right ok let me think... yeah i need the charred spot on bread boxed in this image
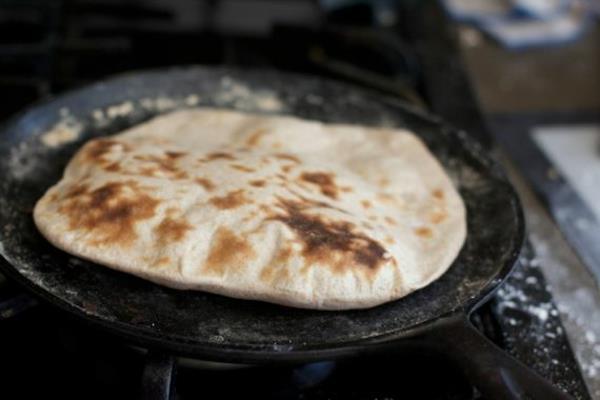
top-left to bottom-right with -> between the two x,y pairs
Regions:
299,171 -> 338,199
59,180 -> 159,246
203,227 -> 255,276
271,199 -> 390,272
210,189 -> 249,210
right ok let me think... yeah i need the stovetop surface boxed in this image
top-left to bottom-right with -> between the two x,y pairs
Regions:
0,242 -> 587,399
0,1 -> 591,398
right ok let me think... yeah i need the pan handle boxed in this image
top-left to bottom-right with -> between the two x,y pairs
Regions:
421,313 -> 572,400
140,351 -> 177,400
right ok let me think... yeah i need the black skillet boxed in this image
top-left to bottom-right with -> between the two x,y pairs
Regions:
0,67 -> 570,399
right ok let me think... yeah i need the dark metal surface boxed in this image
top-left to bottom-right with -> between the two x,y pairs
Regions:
0,66 -> 523,361
141,352 -> 176,400
401,1 -> 493,149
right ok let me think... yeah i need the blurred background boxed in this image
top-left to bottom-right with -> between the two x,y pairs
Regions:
0,0 -> 599,399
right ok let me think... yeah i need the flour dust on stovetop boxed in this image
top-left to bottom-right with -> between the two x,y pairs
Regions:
527,216 -> 600,398
491,242 -> 590,398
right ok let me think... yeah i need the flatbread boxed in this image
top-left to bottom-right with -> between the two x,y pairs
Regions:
33,108 -> 466,310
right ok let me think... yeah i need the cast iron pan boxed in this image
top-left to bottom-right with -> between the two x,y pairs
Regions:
0,67 -> 570,399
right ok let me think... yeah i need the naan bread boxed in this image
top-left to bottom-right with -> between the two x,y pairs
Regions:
34,108 -> 466,310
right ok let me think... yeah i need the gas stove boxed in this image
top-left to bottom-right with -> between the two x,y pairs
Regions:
0,1 -> 591,399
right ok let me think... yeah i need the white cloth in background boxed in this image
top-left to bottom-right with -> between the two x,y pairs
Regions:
441,0 -> 595,49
